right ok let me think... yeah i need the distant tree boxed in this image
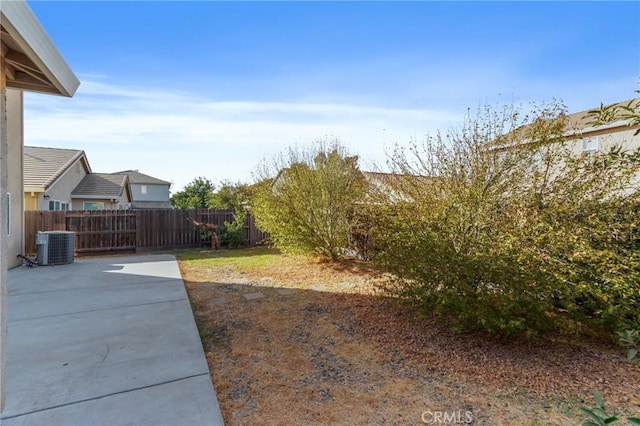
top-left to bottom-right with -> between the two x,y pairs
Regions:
208,181 -> 251,211
208,182 -> 254,248
170,177 -> 215,209
252,140 -> 365,261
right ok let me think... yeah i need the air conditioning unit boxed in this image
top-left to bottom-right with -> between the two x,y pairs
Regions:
36,231 -> 75,266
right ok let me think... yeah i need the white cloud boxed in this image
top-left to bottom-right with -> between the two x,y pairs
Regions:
25,71 -> 634,193
24,79 -> 462,192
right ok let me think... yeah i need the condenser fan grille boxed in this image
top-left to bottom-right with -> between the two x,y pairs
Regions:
36,231 -> 75,265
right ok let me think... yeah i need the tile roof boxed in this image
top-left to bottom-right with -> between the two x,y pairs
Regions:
71,173 -> 129,198
24,146 -> 90,190
491,98 -> 640,150
113,170 -> 171,185
564,97 -> 640,134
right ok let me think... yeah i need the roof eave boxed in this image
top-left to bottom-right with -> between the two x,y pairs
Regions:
70,194 -> 122,200
1,1 -> 80,97
24,186 -> 45,193
42,151 -> 89,190
564,119 -> 638,137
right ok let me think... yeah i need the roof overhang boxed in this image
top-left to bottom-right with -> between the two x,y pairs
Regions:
24,186 -> 44,193
1,0 -> 79,96
70,194 -> 122,200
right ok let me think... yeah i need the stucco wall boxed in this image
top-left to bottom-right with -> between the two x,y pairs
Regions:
24,194 -> 38,210
564,126 -> 640,188
27,159 -> 90,210
71,191 -> 131,211
7,90 -> 23,267
130,183 -> 170,202
71,199 -> 117,210
565,127 -> 640,156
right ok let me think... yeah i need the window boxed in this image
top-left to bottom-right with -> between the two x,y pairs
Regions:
83,202 -> 104,211
141,185 -> 147,195
582,136 -> 599,153
48,200 -> 69,211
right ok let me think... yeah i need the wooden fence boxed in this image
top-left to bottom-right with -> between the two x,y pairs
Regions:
24,209 -> 269,256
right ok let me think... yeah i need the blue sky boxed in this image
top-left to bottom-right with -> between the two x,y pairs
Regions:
24,1 -> 640,192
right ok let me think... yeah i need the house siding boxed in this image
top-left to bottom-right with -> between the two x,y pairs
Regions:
7,90 -> 23,267
28,160 -> 89,210
71,191 -> 131,211
564,126 -> 640,188
130,183 -> 170,202
24,195 -> 37,211
565,126 -> 640,156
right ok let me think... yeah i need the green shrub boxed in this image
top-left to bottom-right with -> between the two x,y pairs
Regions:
581,392 -> 640,426
252,140 -> 365,261
616,329 -> 640,364
220,210 -> 248,249
366,102 -> 640,336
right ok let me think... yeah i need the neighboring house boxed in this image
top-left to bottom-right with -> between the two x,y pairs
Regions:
272,168 -> 432,204
562,98 -> 640,157
71,173 -> 132,210
23,146 -> 91,211
113,170 -> 172,209
491,98 -> 640,190
494,98 -> 640,160
362,171 -> 435,203
1,0 -> 79,271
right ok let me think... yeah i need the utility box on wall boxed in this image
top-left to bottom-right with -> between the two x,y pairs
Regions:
36,231 -> 75,265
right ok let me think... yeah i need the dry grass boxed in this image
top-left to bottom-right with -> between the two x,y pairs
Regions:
177,247 -> 640,425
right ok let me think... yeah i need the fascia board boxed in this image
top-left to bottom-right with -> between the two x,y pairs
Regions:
1,1 -> 80,97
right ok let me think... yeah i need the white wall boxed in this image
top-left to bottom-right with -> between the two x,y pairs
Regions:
35,160 -> 89,210
564,126 -> 640,189
130,183 -> 170,202
565,127 -> 640,156
7,90 -> 23,268
71,192 -> 131,211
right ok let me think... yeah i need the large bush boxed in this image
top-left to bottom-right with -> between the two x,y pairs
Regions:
252,141 -> 365,260
365,102 -> 640,336
171,177 -> 216,209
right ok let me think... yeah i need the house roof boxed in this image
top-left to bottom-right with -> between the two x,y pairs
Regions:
362,171 -> 436,201
24,146 -> 91,192
362,171 -> 434,187
71,173 -> 131,200
491,98 -> 640,151
564,97 -> 640,136
1,0 -> 79,96
113,170 -> 171,186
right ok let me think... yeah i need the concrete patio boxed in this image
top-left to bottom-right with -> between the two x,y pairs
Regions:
0,255 -> 224,426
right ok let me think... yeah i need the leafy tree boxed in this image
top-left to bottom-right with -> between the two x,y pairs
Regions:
252,140 -> 365,261
208,181 -> 251,211
170,177 -> 215,209
208,182 -> 254,248
365,101 -> 640,336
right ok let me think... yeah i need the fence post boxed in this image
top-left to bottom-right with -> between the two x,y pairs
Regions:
22,208 -> 267,254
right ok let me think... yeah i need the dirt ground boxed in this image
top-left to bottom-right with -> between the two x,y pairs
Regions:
177,248 -> 640,425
